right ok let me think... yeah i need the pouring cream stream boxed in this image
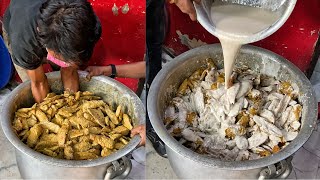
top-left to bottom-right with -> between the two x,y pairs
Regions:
210,4 -> 279,88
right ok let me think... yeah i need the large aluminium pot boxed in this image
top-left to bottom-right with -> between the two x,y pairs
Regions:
147,44 -> 317,179
1,71 -> 145,179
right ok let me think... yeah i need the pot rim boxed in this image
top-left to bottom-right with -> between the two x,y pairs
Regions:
147,44 -> 317,170
1,71 -> 145,167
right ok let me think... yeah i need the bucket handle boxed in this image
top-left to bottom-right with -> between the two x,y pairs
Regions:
104,156 -> 132,180
258,158 -> 292,180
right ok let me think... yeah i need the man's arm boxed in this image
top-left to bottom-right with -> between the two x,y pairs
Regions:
26,66 -> 50,103
114,61 -> 146,78
85,61 -> 146,79
60,65 -> 79,93
168,0 -> 201,21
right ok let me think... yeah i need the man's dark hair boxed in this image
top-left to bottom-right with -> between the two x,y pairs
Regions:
37,0 -> 101,64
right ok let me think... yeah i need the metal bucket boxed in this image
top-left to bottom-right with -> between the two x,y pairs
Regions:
1,71 -> 145,179
147,44 -> 317,179
194,0 -> 297,43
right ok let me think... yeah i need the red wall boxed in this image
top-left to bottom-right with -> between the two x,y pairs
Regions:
89,0 -> 146,92
164,0 -> 320,74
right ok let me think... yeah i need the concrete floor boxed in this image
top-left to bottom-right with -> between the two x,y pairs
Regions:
140,84 -> 177,179
0,85 -> 21,179
146,139 -> 177,179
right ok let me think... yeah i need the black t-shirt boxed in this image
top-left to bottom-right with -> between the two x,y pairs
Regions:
3,0 -> 48,70
4,0 -> 102,70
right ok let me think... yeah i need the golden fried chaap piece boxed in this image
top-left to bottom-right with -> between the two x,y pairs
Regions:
104,105 -> 119,125
90,134 -> 115,149
111,126 -> 129,136
87,108 -> 106,128
35,109 -> 49,122
27,124 -> 43,148
74,151 -> 99,160
122,114 -> 133,130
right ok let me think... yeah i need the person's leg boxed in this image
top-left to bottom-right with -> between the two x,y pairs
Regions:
12,64 -> 30,82
146,0 -> 167,157
146,0 -> 165,87
2,27 -> 29,82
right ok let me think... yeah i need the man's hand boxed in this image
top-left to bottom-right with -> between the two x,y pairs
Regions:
26,66 -> 50,103
61,65 -> 79,93
131,125 -> 146,146
85,66 -> 111,80
174,0 -> 201,21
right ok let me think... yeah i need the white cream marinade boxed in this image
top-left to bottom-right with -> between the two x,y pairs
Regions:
164,59 -> 302,161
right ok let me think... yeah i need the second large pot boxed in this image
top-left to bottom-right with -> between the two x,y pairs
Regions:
147,44 -> 317,179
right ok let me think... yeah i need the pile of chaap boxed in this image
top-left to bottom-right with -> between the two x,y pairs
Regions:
13,91 -> 133,160
164,58 -> 302,161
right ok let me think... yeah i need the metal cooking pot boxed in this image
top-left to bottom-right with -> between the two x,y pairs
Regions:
1,71 -> 145,179
147,44 -> 317,179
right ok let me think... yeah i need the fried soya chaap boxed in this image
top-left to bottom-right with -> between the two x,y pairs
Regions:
13,91 -> 134,160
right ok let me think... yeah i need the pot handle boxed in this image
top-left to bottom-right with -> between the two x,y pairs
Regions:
258,158 -> 292,180
104,156 -> 132,180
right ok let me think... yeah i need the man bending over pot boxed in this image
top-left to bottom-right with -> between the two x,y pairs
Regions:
3,0 -> 101,103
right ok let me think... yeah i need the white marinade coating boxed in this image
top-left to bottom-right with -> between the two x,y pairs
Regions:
164,59 -> 302,161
